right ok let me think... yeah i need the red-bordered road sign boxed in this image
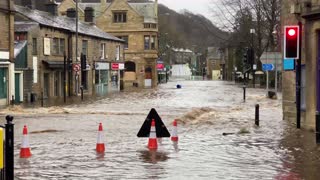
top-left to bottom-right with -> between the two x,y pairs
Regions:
73,64 -> 81,72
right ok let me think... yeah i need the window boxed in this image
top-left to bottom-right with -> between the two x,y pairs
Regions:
60,39 -> 65,55
144,23 -> 157,29
144,36 -> 150,50
32,38 -> 37,55
52,38 -> 65,55
116,45 -> 120,61
113,12 -> 127,23
151,36 -> 156,49
53,38 -> 59,55
100,43 -> 105,59
117,36 -> 128,49
144,35 -> 157,50
82,40 -> 88,56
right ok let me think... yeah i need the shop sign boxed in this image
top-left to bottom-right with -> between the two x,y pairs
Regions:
119,63 -> 125,70
95,62 -> 110,70
157,63 -> 164,70
111,63 -> 119,70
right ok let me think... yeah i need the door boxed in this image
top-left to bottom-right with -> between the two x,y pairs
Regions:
15,73 -> 20,103
44,73 -> 49,98
0,68 -> 7,99
318,33 -> 320,112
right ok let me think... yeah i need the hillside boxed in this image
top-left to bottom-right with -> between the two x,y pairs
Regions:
158,4 -> 229,53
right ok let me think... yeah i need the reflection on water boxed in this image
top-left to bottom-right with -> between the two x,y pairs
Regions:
0,81 -> 319,179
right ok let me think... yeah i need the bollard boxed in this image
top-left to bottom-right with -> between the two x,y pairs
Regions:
41,91 -> 44,107
243,86 -> 246,102
316,111 -> 320,144
80,86 -> 84,101
255,104 -> 259,126
5,115 -> 14,180
11,95 -> 14,106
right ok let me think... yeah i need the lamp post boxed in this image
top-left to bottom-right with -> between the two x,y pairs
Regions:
250,29 -> 255,88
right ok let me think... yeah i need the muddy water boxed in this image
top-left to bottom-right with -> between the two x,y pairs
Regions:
0,81 -> 319,179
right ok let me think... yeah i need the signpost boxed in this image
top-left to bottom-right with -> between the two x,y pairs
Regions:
262,64 -> 275,71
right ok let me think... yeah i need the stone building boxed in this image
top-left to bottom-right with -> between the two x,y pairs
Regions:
14,3 -> 124,105
57,0 -> 159,88
281,0 -> 320,130
0,0 -> 14,106
206,47 -> 223,80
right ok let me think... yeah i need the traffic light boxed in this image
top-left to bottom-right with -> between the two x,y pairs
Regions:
247,48 -> 254,65
284,26 -> 299,59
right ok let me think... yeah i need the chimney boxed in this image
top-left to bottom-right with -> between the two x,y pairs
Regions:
66,8 -> 76,18
45,1 -> 58,16
22,0 -> 35,9
84,7 -> 95,23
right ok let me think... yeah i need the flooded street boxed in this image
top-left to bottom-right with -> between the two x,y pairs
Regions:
1,80 -> 320,179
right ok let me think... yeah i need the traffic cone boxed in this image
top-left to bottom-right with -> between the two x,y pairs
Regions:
171,119 -> 179,142
96,123 -> 105,153
20,125 -> 31,158
148,119 -> 157,150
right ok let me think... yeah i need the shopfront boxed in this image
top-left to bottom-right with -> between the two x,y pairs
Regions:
110,62 -> 125,92
95,62 -> 109,96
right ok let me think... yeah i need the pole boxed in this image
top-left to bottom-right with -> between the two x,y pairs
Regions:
63,54 -> 66,103
316,111 -> 320,144
266,71 -> 269,91
5,115 -> 14,180
255,104 -> 259,126
275,56 -> 278,93
75,0 -> 79,95
296,21 -> 302,129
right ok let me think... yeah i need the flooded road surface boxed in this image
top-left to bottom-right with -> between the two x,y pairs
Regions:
1,80 -> 320,179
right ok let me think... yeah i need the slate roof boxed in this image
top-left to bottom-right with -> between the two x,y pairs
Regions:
14,21 -> 38,32
15,5 -> 124,42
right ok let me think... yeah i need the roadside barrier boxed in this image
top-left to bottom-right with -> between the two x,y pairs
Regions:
20,125 -> 32,158
0,115 -> 14,180
171,120 -> 179,142
148,119 -> 157,150
96,123 -> 105,153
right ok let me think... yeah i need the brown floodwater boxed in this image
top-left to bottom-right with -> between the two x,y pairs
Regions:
0,80 -> 319,179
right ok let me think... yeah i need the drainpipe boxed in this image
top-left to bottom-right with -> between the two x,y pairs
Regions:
8,0 -> 14,105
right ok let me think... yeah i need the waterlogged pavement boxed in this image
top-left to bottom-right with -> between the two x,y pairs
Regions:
1,80 -> 320,179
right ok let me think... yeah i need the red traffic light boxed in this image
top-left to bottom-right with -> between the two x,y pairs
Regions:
288,29 -> 296,36
284,26 -> 299,59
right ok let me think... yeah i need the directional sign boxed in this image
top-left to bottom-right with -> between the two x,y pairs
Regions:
137,108 -> 171,138
262,64 -> 274,71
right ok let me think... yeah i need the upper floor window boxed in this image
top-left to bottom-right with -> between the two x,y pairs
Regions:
52,38 -> 65,55
113,12 -> 127,23
82,40 -> 88,56
117,36 -> 128,49
32,38 -> 37,55
144,35 -> 156,50
100,43 -> 106,59
116,45 -> 120,61
144,23 -> 157,29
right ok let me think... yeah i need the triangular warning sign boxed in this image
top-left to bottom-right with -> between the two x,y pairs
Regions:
137,108 -> 171,137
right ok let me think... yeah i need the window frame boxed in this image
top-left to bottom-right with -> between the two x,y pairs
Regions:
82,40 -> 88,56
32,38 -> 37,55
113,12 -> 127,23
144,36 -> 150,50
100,43 -> 106,59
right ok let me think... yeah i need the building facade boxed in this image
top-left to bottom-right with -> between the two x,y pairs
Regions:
14,3 -> 124,105
58,0 -> 159,88
0,0 -> 15,106
281,0 -> 320,130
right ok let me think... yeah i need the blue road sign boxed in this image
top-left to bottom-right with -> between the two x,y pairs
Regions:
262,64 -> 274,71
283,58 -> 295,70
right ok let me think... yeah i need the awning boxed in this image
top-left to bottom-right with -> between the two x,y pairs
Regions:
42,60 -> 64,69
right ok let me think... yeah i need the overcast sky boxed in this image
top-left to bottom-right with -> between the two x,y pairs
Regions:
158,0 -> 212,17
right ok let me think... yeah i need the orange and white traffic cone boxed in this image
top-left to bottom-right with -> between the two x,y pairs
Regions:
96,123 -> 105,153
148,119 -> 157,150
20,125 -> 31,158
171,119 -> 178,142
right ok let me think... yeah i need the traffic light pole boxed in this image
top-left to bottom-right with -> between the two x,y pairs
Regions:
296,21 -> 302,129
